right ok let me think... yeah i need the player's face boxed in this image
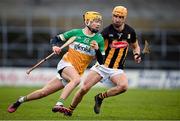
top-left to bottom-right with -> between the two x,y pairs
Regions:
112,14 -> 126,28
90,19 -> 102,31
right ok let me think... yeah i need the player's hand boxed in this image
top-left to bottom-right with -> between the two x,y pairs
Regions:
90,41 -> 99,50
134,54 -> 141,63
52,46 -> 61,54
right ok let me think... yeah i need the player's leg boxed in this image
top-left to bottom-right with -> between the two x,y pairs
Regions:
52,66 -> 81,113
94,72 -> 128,114
62,70 -> 102,116
8,77 -> 64,113
106,72 -> 128,96
59,66 -> 81,101
26,77 -> 65,100
94,79 -> 108,114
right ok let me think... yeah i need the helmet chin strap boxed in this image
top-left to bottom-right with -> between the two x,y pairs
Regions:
86,21 -> 99,33
87,26 -> 98,33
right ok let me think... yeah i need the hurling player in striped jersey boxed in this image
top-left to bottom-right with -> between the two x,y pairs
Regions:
60,6 -> 141,116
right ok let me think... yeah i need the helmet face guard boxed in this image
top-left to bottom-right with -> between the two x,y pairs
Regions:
83,11 -> 102,33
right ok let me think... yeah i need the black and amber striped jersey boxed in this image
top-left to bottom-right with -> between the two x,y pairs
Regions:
101,24 -> 137,69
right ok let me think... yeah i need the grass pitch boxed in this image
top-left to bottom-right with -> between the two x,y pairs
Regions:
0,86 -> 180,120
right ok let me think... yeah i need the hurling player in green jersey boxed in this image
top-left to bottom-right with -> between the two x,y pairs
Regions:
8,11 -> 104,113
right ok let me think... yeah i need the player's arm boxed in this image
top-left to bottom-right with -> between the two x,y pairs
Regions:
50,29 -> 76,54
50,29 -> 78,46
97,37 -> 105,65
131,40 -> 141,63
129,29 -> 141,63
95,49 -> 104,65
50,34 -> 66,45
50,34 -> 65,54
90,41 -> 104,65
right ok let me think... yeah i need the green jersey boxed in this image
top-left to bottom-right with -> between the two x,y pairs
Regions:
58,29 -> 104,74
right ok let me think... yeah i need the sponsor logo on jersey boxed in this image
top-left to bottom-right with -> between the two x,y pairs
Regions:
110,41 -> 129,48
70,42 -> 95,56
74,43 -> 91,53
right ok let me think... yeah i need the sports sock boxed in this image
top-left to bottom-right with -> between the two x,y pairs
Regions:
98,92 -> 108,99
18,96 -> 27,103
56,98 -> 64,106
69,104 -> 75,111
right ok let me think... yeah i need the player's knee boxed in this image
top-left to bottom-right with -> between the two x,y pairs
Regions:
80,85 -> 90,94
117,83 -> 128,93
72,78 -> 81,86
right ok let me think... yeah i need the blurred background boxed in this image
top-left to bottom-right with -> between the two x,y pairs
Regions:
1,1 -> 180,120
0,0 -> 180,89
0,0 -> 179,70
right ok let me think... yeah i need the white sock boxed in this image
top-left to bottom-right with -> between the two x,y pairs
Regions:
56,101 -> 63,106
18,96 -> 26,103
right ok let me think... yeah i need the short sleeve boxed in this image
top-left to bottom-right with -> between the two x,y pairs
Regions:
63,29 -> 77,40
